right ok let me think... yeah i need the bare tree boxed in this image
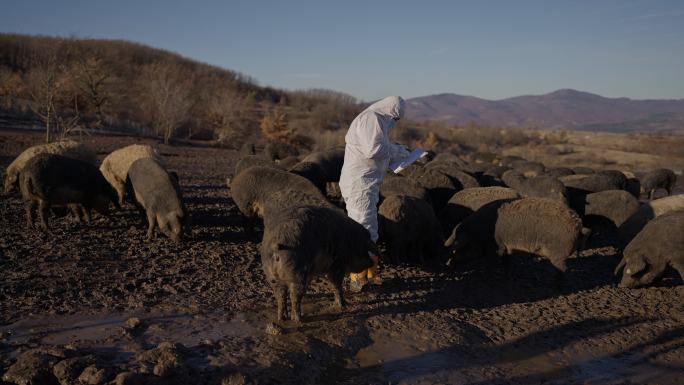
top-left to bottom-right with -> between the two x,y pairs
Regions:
73,55 -> 111,129
26,50 -> 61,143
24,39 -> 86,142
141,63 -> 192,144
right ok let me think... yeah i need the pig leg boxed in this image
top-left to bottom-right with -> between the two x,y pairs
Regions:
289,281 -> 305,323
671,261 -> 684,282
146,210 -> 157,240
115,182 -> 125,206
495,245 -> 510,278
550,257 -> 568,291
327,271 -> 346,310
70,205 -> 89,224
38,200 -> 50,230
134,205 -> 147,227
274,284 -> 287,322
648,189 -> 655,200
25,201 -> 37,228
68,205 -> 82,224
638,262 -> 667,286
82,207 -> 91,223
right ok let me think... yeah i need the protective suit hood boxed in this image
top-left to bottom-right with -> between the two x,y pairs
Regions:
367,96 -> 406,121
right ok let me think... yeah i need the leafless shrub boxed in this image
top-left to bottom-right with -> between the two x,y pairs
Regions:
209,90 -> 258,146
260,108 -> 294,143
139,62 -> 193,144
24,39 -> 85,142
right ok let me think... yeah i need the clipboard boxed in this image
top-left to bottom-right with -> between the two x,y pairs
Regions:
390,148 -> 427,174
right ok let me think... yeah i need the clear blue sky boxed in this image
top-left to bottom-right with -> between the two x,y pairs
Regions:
2,0 -> 683,101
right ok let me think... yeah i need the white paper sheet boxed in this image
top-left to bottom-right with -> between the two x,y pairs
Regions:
390,148 -> 427,173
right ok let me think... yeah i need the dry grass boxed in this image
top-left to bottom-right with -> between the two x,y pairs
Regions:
500,131 -> 684,173
387,122 -> 684,174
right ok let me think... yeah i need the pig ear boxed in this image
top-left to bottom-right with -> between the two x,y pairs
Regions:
444,225 -> 459,247
444,224 -> 467,248
614,257 -> 626,276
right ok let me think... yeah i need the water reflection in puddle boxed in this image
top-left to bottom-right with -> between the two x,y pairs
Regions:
352,333 -> 462,383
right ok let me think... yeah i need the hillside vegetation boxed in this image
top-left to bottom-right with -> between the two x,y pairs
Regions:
0,33 -> 361,147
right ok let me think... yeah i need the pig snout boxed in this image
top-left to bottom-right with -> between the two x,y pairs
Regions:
163,214 -> 185,242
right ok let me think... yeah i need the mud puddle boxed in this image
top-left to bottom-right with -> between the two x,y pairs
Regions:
0,310 -> 264,349
498,346 -> 682,385
355,334 -> 449,368
350,331 -> 681,384
350,329 -> 466,384
568,354 -> 681,385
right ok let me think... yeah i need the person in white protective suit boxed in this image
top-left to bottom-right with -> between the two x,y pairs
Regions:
339,96 -> 410,292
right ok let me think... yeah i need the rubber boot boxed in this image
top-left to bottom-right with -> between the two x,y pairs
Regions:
349,271 -> 368,293
367,255 -> 382,285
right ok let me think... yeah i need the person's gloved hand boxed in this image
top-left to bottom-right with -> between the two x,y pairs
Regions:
392,143 -> 410,159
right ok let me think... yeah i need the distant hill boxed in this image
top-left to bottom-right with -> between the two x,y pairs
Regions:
405,89 -> 684,132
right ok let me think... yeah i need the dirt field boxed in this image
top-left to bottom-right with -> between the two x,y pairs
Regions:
1,130 -> 683,385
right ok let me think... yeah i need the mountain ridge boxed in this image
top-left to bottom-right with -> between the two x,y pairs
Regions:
405,89 -> 684,132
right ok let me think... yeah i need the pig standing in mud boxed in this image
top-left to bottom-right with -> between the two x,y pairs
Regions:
19,153 -> 118,230
260,205 -> 376,323
615,210 -> 684,288
126,158 -> 187,241
445,197 -> 586,285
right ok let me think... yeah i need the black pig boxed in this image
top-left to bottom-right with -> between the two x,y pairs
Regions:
260,205 -> 376,323
19,153 -> 117,230
615,210 -> 684,288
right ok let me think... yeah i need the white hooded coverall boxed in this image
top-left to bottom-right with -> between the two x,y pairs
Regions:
339,96 -> 410,243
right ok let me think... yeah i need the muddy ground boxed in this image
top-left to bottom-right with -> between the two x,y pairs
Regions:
0,130 -> 682,385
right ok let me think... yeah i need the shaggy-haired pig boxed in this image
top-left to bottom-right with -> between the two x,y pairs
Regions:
5,140 -> 96,194
20,153 -> 117,230
260,205 -> 376,323
378,194 -> 443,264
289,147 -> 345,194
126,158 -> 187,241
640,168 -> 677,199
615,210 -> 684,288
230,166 -> 325,228
445,197 -> 585,283
99,144 -> 163,205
